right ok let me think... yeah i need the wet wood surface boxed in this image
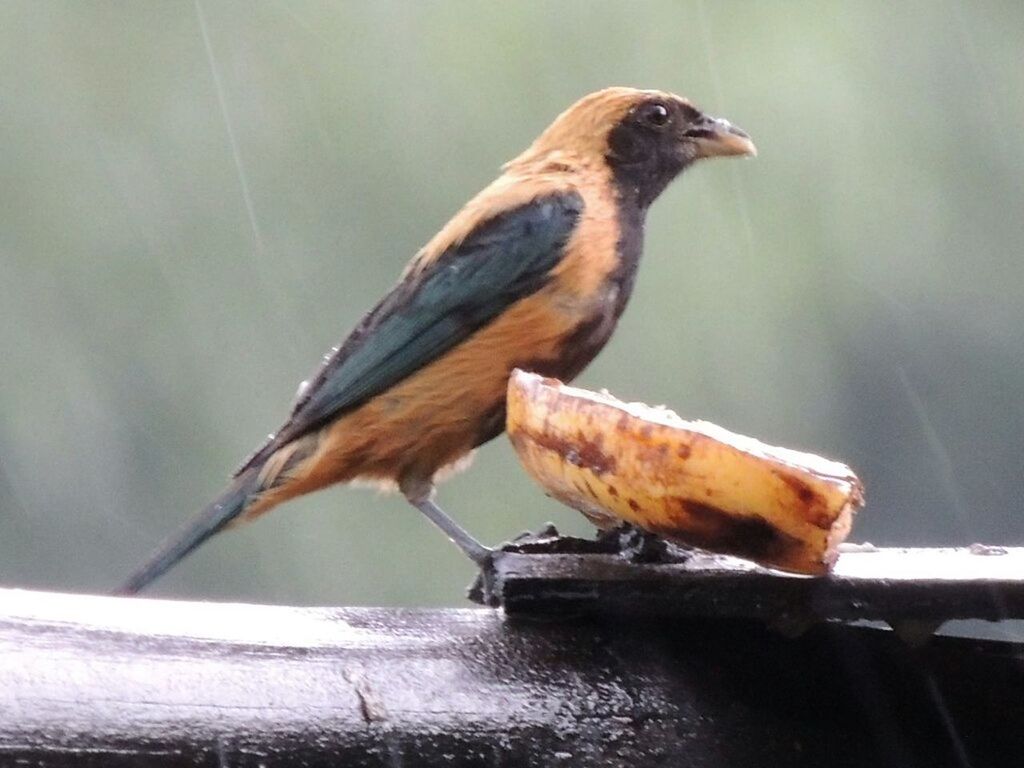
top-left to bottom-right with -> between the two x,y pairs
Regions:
481,538 -> 1024,630
1,586 -> 1022,767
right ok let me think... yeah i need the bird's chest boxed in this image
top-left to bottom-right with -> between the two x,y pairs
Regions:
530,202 -> 646,380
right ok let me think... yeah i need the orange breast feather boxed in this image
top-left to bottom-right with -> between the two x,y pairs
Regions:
246,164 -> 623,516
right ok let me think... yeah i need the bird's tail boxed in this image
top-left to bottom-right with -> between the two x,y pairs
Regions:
114,468 -> 260,596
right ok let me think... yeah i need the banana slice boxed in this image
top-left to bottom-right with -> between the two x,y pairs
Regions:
506,370 -> 864,575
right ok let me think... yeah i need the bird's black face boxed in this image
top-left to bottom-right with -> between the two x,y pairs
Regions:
606,96 -> 755,209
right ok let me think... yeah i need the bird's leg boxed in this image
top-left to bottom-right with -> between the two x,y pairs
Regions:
400,479 -> 492,566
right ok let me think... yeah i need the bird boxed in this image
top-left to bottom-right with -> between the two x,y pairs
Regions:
117,86 -> 756,595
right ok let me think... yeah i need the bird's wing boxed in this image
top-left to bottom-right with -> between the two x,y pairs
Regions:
236,189 -> 584,475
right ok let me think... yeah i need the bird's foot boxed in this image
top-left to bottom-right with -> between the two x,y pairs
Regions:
466,524 -> 564,606
465,523 -> 685,606
598,523 -> 672,563
466,548 -> 502,607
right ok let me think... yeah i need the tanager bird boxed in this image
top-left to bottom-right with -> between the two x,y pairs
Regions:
119,87 -> 755,594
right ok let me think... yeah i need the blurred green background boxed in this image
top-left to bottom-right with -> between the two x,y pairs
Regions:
2,1 -> 1022,610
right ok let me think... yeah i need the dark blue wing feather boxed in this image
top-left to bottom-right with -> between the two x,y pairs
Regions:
236,191 -> 583,475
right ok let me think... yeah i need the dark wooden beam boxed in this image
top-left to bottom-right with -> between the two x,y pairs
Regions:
476,532 -> 1024,634
1,587 -> 1022,767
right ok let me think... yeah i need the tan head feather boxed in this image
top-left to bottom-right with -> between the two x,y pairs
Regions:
507,87 -> 692,169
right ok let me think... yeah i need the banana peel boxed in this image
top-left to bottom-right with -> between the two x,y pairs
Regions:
506,370 -> 864,575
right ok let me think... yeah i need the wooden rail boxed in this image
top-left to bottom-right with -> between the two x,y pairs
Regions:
1,584 -> 1022,767
478,538 -> 1024,634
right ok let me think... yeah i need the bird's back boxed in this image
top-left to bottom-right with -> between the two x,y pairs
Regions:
245,162 -> 643,509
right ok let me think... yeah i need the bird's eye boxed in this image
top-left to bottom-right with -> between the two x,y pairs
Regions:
640,103 -> 671,128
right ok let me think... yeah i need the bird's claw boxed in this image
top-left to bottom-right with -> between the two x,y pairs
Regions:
602,523 -> 671,563
466,548 -> 502,607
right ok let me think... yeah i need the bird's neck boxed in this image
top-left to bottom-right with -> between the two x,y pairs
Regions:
610,195 -> 646,314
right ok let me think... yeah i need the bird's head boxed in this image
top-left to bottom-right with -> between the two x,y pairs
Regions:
513,87 -> 756,208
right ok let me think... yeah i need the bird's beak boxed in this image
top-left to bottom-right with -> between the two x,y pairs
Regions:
685,115 -> 757,159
